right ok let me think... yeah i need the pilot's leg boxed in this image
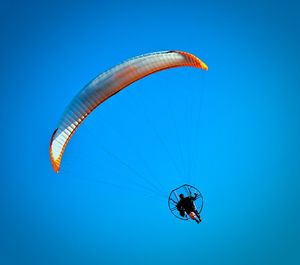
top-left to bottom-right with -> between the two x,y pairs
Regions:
189,212 -> 200,224
194,210 -> 202,222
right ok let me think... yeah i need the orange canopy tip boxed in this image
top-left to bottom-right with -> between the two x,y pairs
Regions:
175,50 -> 208,70
50,157 -> 60,173
50,128 -> 60,173
201,62 -> 208,71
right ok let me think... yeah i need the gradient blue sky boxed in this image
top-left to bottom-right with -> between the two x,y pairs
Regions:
1,1 -> 299,265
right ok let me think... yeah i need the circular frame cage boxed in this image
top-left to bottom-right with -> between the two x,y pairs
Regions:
168,184 -> 204,220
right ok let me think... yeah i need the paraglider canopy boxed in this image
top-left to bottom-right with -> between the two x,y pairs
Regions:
168,184 -> 203,220
49,50 -> 208,173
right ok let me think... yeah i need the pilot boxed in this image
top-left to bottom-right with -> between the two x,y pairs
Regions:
176,193 -> 202,224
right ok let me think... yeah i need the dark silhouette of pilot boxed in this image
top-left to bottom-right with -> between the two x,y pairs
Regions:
176,193 -> 202,224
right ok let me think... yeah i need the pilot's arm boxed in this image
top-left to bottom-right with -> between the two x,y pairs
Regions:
191,193 -> 198,201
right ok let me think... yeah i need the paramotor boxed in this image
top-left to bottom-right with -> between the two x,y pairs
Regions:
168,184 -> 204,221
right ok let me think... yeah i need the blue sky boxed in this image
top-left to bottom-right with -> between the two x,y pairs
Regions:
0,1 -> 299,264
